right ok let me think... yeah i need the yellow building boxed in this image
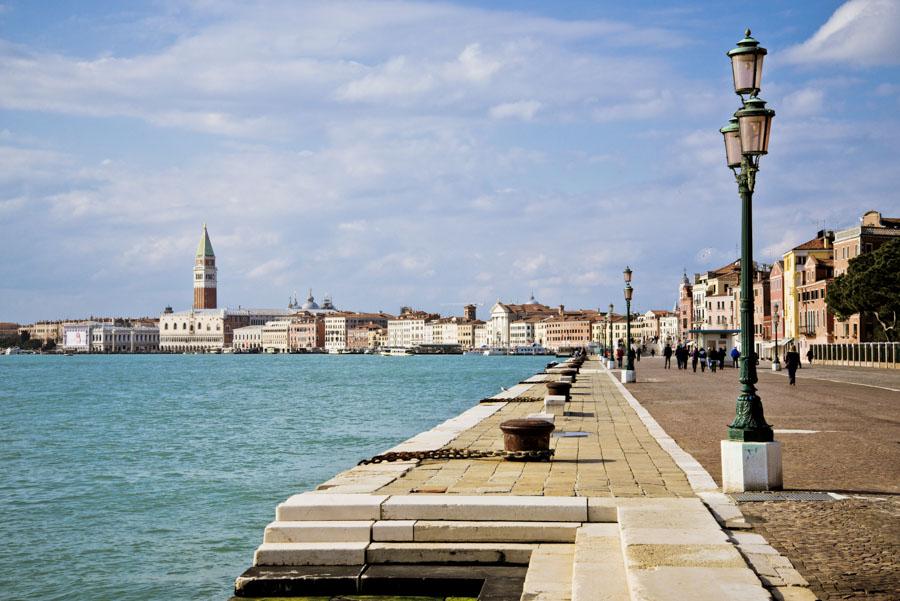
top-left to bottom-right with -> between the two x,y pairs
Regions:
781,231 -> 834,346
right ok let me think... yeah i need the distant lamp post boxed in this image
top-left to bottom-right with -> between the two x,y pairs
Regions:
719,29 -> 780,493
622,267 -> 636,383
607,303 -> 615,369
772,302 -> 781,371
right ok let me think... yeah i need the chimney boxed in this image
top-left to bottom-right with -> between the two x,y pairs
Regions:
463,304 -> 476,321
558,304 -> 565,316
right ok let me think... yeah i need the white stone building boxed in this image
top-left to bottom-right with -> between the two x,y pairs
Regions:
62,323 -> 159,353
159,308 -> 293,352
233,325 -> 263,352
325,312 -> 392,352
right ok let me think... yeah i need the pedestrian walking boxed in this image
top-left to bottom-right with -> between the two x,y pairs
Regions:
785,344 -> 801,385
698,347 -> 707,372
691,347 -> 699,372
730,346 -> 740,368
663,343 -> 672,369
718,348 -> 725,370
636,346 -> 642,362
708,347 -> 717,373
616,346 -> 624,369
806,348 -> 813,366
675,344 -> 685,369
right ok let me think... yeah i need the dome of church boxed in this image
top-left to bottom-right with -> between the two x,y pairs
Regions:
302,289 -> 320,311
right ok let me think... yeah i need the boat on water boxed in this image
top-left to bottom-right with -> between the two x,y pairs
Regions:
4,347 -> 22,355
379,346 -> 413,356
482,347 -> 506,356
511,344 -> 552,355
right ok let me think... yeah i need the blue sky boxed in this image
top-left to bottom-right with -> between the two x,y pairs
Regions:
1,0 -> 899,322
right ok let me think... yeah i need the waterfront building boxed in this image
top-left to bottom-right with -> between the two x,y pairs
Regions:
642,310 -> 676,345
1,322 -> 21,343
455,319 -> 482,350
193,224 -> 217,310
509,317 -> 541,347
20,321 -> 63,344
488,295 -> 554,347
832,210 -> 900,343
61,322 -> 159,353
326,312 -> 393,352
159,308 -> 293,352
767,261 -> 786,359
261,320 -> 291,353
537,309 -> 598,351
288,316 -> 325,351
233,325 -> 263,352
797,256 -> 835,351
782,231 -> 834,347
386,309 -> 439,349
473,323 -> 488,348
659,313 -> 680,346
346,323 -> 384,351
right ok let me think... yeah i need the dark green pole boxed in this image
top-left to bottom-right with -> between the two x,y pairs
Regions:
727,156 -> 773,442
625,296 -> 634,372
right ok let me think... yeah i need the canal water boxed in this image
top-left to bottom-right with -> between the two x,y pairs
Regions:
0,353 -> 548,600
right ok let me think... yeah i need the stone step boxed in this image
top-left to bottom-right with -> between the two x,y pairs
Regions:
253,542 -> 368,566
366,542 -> 536,565
521,544 -> 575,601
276,493 -> 386,521
571,524 -> 630,601
382,495 -> 588,522
371,520 -> 582,543
264,520 -> 373,543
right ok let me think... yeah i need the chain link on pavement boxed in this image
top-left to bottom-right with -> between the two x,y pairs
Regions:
358,448 -> 554,465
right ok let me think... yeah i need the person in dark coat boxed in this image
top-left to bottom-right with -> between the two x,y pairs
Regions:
698,347 -> 707,372
663,343 -> 672,369
730,346 -> 740,368
806,348 -> 813,366
691,347 -> 699,372
785,345 -> 802,385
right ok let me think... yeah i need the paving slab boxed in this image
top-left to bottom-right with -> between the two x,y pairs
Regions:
571,524 -> 629,601
412,520 -> 581,543
520,544 -> 575,601
381,495 -> 588,522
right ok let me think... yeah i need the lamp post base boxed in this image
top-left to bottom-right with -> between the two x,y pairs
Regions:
621,369 -> 635,384
721,440 -> 782,492
771,361 -> 782,372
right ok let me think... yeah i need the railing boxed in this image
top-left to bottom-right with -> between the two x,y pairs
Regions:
799,324 -> 816,336
811,342 -> 900,369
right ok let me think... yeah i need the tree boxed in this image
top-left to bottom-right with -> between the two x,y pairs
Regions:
826,238 -> 900,342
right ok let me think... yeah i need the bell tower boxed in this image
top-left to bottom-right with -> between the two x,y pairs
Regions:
193,223 -> 217,309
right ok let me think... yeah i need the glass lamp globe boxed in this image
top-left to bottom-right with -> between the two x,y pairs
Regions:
735,97 -> 775,155
727,29 -> 767,96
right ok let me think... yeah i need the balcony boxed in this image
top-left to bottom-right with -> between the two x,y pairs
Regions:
799,324 -> 816,336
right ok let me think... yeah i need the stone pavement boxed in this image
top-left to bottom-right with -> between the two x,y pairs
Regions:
375,366 -> 694,498
623,356 -> 900,601
623,357 -> 900,494
740,497 -> 900,600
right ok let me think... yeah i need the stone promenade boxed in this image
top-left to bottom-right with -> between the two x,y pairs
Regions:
625,357 -> 900,601
375,368 -> 694,498
234,358 -> 820,601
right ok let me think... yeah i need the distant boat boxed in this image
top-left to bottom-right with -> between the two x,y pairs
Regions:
482,347 -> 506,356
380,346 -> 413,356
4,347 -> 22,355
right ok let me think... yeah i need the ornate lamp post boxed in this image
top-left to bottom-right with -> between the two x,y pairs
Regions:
772,302 -> 781,371
622,267 -> 636,383
607,303 -> 615,369
719,29 -> 780,492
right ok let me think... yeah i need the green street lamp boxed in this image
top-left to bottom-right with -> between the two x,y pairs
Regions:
721,29 -> 775,443
772,302 -> 781,371
607,303 -> 615,368
623,267 -> 635,381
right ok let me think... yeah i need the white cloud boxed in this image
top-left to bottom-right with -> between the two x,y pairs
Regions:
489,100 -> 541,121
784,0 -> 900,66
781,87 -> 824,117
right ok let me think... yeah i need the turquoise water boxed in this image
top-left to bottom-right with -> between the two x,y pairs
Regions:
0,354 -> 547,600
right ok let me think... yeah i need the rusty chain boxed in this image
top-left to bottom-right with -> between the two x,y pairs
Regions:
358,447 -> 554,465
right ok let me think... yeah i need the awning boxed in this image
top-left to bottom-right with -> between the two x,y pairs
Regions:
760,337 -> 793,350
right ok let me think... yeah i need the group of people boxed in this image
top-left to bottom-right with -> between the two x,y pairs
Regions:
662,343 -> 743,373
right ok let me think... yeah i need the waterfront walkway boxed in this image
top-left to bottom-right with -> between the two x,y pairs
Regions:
376,367 -> 694,498
235,358 -> 820,601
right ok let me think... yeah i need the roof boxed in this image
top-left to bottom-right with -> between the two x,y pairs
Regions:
196,224 -> 215,257
791,237 -> 828,251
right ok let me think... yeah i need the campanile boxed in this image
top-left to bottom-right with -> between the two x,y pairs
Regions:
193,224 -> 217,309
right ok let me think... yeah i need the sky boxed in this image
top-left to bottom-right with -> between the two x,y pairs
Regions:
1,0 -> 899,323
